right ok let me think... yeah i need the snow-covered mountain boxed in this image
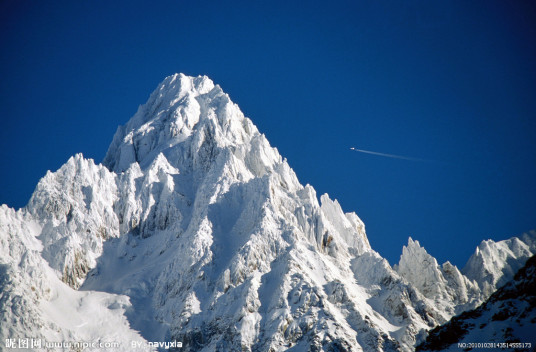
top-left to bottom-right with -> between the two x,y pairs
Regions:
416,254 -> 536,351
394,232 -> 536,321
0,203 -> 149,351
394,238 -> 481,319
462,231 -> 536,297
1,74 -> 534,351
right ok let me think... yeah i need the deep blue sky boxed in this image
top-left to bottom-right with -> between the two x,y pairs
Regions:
1,0 -> 535,267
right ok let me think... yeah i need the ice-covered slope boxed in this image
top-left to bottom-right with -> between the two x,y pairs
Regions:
0,205 -> 149,351
1,73 -> 530,351
417,255 -> 536,351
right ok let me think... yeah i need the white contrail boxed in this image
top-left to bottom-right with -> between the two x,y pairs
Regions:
350,147 -> 432,162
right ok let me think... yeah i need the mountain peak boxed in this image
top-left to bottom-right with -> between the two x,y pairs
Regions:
462,230 -> 536,296
5,74 -> 534,351
397,237 -> 442,285
395,237 -> 480,315
103,73 -> 255,173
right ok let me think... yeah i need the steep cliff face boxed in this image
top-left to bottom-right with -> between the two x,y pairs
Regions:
1,74 -> 532,351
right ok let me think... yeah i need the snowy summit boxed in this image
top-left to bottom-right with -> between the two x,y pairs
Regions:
0,74 -> 534,351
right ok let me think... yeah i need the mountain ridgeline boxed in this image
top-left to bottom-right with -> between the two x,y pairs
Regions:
1,74 -> 534,351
